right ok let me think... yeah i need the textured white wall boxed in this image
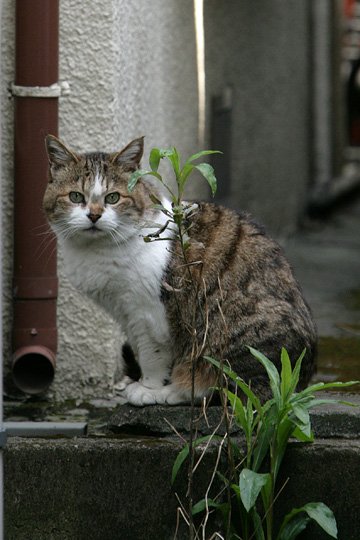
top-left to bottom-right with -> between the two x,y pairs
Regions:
1,0 -> 202,400
54,0 -> 202,399
1,0 -> 15,393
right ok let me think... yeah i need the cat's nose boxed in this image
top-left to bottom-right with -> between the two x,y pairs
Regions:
87,212 -> 101,223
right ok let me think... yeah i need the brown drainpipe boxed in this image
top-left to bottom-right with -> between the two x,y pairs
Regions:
12,0 -> 60,394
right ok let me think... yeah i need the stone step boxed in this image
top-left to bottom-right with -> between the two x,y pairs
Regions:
5,436 -> 360,540
4,396 -> 360,540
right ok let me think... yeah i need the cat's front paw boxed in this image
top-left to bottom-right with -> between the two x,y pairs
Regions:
124,382 -> 158,406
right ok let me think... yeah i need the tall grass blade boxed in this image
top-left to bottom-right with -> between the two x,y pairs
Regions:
171,435 -> 217,485
223,389 -> 249,436
280,347 -> 292,402
252,404 -> 277,472
249,347 -> 281,404
288,348 -> 306,396
204,356 -> 263,415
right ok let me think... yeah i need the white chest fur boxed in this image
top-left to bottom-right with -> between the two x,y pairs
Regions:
61,232 -> 172,357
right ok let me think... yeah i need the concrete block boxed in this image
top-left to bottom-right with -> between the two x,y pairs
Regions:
5,396 -> 360,539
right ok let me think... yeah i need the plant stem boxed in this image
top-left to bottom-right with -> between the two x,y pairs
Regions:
175,201 -> 198,540
265,444 -> 276,540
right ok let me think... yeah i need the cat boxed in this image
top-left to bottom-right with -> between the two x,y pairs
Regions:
43,135 -> 317,406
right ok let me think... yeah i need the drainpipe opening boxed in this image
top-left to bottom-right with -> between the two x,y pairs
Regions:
12,346 -> 55,395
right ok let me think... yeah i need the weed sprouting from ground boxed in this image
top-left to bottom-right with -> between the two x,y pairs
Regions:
129,147 -> 359,540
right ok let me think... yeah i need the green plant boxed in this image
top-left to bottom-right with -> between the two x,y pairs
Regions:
173,348 -> 358,540
129,145 -> 221,539
129,146 -> 359,540
128,146 -> 220,250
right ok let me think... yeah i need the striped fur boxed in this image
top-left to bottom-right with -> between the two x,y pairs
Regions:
43,136 -> 316,405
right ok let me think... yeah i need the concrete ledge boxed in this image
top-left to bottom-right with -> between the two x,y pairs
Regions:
4,437 -> 360,540
108,393 -> 360,439
4,437 -> 201,540
4,395 -> 360,539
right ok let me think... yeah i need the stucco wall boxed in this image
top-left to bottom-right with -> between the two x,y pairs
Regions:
205,0 -> 312,237
1,0 -> 15,393
2,0 -> 202,400
55,0 -> 203,399
1,1 -> 315,400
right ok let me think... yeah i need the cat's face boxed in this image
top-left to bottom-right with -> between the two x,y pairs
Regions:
43,136 -> 156,245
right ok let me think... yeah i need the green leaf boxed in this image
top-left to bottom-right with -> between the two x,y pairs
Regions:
292,404 -> 310,426
306,397 -> 359,409
305,502 -> 338,537
127,169 -> 162,192
216,470 -> 230,486
276,514 -> 310,540
149,193 -> 163,205
277,502 -> 338,540
230,483 -> 241,499
280,348 -> 292,402
247,390 -> 254,426
159,147 -> 180,178
252,405 -> 277,472
224,389 -> 249,437
178,162 -> 194,193
149,148 -> 161,172
249,347 -> 281,404
128,169 -> 149,192
301,380 -> 359,395
194,162 -> 218,196
171,435 -> 219,485
293,417 -> 312,439
274,418 -> 296,479
288,349 -> 306,396
187,149 -> 222,163
191,498 -> 220,516
205,356 -> 263,416
239,469 -> 270,513
251,509 -> 266,540
292,425 -> 314,442
168,148 -> 181,179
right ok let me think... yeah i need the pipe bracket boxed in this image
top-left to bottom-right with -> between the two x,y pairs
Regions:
9,81 -> 70,98
13,277 -> 58,299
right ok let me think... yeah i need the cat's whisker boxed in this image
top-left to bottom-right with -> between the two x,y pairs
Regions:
53,220 -> 79,241
35,237 -> 57,262
111,228 -> 130,246
42,243 -> 58,270
31,222 -> 52,233
34,230 -> 54,253
33,226 -> 59,258
107,230 -> 123,249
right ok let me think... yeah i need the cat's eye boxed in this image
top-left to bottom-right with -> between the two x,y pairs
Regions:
105,192 -> 120,205
69,191 -> 85,204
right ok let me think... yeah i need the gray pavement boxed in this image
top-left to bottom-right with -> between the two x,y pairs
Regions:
285,198 -> 360,337
284,197 -> 360,384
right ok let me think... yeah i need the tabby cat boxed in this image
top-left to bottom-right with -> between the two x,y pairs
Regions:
43,135 -> 316,405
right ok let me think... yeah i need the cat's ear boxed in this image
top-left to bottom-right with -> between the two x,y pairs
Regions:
111,136 -> 144,171
45,135 -> 80,167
